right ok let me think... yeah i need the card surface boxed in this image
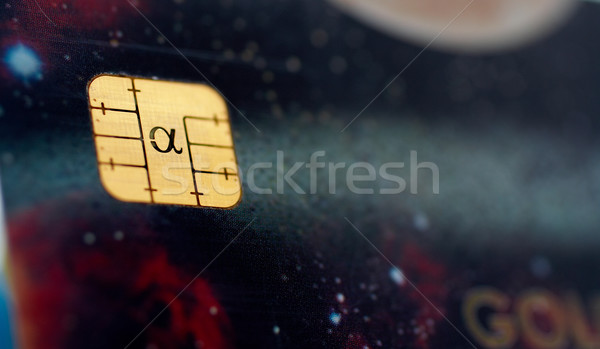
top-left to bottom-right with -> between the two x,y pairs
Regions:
88,75 -> 241,208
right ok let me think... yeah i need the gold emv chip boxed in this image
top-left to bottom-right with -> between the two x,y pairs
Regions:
87,74 -> 241,209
